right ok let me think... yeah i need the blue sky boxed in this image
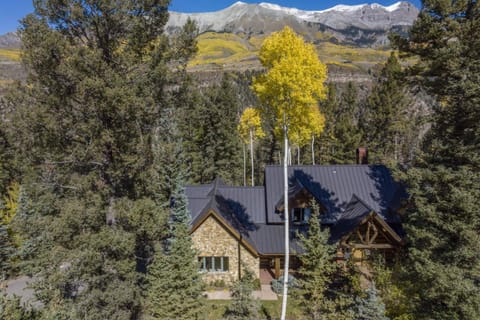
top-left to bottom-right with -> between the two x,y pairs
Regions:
0,0 -> 421,35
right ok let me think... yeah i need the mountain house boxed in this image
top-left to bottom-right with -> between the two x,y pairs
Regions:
186,153 -> 406,285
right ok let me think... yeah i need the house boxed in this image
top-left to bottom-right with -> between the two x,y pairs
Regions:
186,163 -> 406,285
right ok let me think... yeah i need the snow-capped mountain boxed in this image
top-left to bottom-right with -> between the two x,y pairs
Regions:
166,1 -> 419,46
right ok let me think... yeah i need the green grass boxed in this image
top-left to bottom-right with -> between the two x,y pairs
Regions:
0,49 -> 21,61
203,298 -> 304,320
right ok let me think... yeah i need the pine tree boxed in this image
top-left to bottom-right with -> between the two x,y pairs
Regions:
332,82 -> 362,164
146,181 -> 204,320
393,1 -> 480,318
317,83 -> 339,164
6,1 -> 198,318
0,225 -> 14,279
361,53 -> 414,164
296,202 -> 337,320
186,74 -> 243,185
354,284 -> 389,320
223,267 -> 260,320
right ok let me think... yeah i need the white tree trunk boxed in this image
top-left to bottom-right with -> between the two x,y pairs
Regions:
311,135 -> 315,165
250,129 -> 254,186
280,116 -> 290,320
394,133 -> 398,162
297,146 -> 300,165
243,143 -> 246,186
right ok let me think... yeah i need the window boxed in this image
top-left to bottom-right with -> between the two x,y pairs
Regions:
291,207 -> 311,223
198,256 -> 229,272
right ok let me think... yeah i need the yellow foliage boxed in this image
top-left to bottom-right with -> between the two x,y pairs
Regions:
238,107 -> 266,144
189,32 -> 254,66
0,49 -> 21,61
0,182 -> 20,225
253,26 -> 327,143
279,105 -> 325,146
317,42 -> 390,64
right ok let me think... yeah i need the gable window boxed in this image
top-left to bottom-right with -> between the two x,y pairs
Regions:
198,256 -> 229,272
291,207 -> 311,224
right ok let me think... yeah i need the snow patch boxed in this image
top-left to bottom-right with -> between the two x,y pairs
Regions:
385,2 -> 404,12
322,4 -> 367,13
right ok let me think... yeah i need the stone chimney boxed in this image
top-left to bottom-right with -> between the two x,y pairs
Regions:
356,147 -> 368,164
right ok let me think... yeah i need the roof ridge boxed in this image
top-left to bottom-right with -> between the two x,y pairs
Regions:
218,186 -> 265,190
265,164 -> 386,168
349,193 -> 375,212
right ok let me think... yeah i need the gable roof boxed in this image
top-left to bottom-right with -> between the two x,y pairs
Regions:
185,165 -> 407,255
329,194 -> 404,245
265,165 -> 405,224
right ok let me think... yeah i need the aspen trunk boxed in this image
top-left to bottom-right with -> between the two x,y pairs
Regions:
280,116 -> 290,320
243,143 -> 246,186
311,135 -> 315,165
250,129 -> 254,186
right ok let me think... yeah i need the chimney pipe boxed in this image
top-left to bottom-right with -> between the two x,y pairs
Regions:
356,147 -> 368,164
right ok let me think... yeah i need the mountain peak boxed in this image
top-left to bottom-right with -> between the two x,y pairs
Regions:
166,1 -> 419,47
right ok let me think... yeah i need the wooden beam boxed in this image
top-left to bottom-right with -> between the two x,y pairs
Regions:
356,229 -> 365,244
345,243 -> 396,249
274,257 -> 281,279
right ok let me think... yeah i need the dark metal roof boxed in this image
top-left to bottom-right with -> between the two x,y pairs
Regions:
185,165 -> 406,255
265,165 -> 405,224
247,224 -> 304,255
329,194 -> 373,244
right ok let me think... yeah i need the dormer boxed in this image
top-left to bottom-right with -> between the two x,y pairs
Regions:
275,179 -> 325,225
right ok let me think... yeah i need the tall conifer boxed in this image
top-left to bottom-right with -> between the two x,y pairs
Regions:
393,1 -> 480,318
7,1 -> 198,318
146,181 -> 204,320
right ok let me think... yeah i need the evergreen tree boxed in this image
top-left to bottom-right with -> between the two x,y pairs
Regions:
393,1 -> 480,318
146,181 -> 204,320
224,267 -> 260,320
6,1 -> 198,318
316,83 -> 339,164
332,82 -> 362,164
361,53 -> 414,164
0,294 -> 39,320
186,74 -> 243,185
354,284 -> 389,320
0,225 -> 14,279
296,202 -> 337,320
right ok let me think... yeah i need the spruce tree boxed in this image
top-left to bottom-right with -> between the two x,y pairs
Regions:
361,53 -> 414,164
6,1 -> 198,318
146,181 -> 204,320
185,74 -> 243,185
0,225 -> 14,279
354,284 -> 389,320
317,83 -> 339,164
224,268 -> 260,320
296,202 -> 338,320
393,1 -> 480,318
332,82 -> 362,164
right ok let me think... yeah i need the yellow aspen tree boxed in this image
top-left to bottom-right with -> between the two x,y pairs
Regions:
0,182 -> 20,225
288,105 -> 325,164
238,107 -> 265,186
252,26 -> 327,320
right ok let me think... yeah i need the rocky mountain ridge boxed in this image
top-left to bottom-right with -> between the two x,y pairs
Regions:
166,1 -> 419,47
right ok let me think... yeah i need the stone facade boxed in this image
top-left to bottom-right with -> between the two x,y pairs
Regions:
191,214 -> 259,285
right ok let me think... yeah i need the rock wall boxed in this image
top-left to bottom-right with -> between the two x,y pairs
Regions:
191,214 -> 259,285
